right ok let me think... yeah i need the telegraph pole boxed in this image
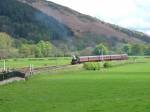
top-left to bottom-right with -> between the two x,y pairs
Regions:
3,60 -> 6,72
101,48 -> 103,61
98,49 -> 100,60
101,48 -> 104,72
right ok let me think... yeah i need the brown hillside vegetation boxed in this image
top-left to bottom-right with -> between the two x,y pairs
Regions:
18,0 -> 148,44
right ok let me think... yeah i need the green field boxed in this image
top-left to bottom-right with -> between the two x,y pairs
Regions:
0,56 -> 147,69
0,58 -> 150,112
0,57 -> 71,69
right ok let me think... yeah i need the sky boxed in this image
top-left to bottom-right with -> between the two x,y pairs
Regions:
47,0 -> 150,35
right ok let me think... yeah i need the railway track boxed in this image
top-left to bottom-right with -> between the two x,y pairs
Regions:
17,64 -> 73,76
33,64 -> 72,73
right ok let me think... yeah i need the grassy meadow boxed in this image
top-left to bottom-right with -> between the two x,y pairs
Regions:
0,57 -> 150,112
0,57 -> 71,69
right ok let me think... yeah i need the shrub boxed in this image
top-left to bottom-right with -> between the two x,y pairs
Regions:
13,58 -> 18,61
28,58 -> 45,61
103,62 -> 112,68
83,62 -> 100,70
48,58 -> 57,60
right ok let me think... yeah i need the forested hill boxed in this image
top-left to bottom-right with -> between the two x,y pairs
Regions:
0,0 -> 150,58
19,0 -> 150,45
0,0 -> 150,45
0,0 -> 73,42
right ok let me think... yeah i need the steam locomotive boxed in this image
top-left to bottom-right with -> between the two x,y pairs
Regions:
71,54 -> 128,65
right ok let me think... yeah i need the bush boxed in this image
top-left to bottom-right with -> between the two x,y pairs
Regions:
13,58 -> 18,61
103,62 -> 112,68
28,58 -> 45,61
83,62 -> 100,70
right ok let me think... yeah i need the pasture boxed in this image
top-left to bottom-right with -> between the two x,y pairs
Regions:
0,57 -> 150,112
0,57 -> 71,69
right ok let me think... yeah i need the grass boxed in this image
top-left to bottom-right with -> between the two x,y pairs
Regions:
0,59 -> 150,112
0,57 -> 71,69
0,56 -> 147,69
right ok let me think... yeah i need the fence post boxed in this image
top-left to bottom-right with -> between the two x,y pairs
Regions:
29,64 -> 34,75
3,73 -> 4,81
29,64 -> 32,75
31,64 -> 34,75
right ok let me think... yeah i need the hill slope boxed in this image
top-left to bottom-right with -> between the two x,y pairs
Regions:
0,0 -> 150,51
18,0 -> 150,47
0,0 -> 73,42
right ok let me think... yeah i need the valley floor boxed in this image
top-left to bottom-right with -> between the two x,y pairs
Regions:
0,59 -> 150,112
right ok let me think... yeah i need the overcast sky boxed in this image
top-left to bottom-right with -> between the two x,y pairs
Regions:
47,0 -> 150,35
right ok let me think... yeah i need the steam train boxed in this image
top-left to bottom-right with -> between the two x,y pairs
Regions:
71,54 -> 128,65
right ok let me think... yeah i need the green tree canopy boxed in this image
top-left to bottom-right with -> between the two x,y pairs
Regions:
0,32 -> 15,58
131,44 -> 145,56
35,41 -> 52,57
144,45 -> 150,55
122,44 -> 132,55
94,43 -> 109,55
19,44 -> 32,57
0,32 -> 12,49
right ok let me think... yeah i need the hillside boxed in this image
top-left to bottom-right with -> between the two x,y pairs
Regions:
0,0 -> 73,42
0,0 -> 150,52
18,0 -> 150,45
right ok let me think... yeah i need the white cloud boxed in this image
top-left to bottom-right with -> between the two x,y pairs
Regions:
118,18 -> 150,29
48,0 -> 136,18
145,31 -> 150,35
47,0 -> 150,35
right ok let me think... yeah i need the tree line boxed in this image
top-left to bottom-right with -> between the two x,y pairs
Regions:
0,32 -> 71,59
0,32 -> 150,59
94,43 -> 150,56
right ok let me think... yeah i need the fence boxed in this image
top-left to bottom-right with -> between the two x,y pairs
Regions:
0,60 -> 34,81
0,71 -> 26,81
